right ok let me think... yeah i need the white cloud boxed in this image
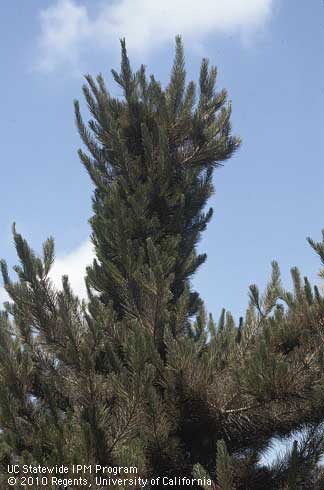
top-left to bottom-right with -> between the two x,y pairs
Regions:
37,0 -> 91,73
49,239 -> 94,299
36,0 -> 274,73
0,287 -> 9,305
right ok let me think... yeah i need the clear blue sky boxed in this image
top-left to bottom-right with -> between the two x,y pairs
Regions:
1,1 -> 324,322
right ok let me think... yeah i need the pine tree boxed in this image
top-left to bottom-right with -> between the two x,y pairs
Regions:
74,35 -> 241,483
1,38 -> 324,490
